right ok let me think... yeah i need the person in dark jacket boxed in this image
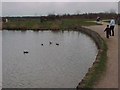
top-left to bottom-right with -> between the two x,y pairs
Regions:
104,25 -> 110,38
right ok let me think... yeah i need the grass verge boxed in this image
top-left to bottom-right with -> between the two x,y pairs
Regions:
2,18 -> 97,30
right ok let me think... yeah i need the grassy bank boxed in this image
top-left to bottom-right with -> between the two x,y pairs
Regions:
76,27 -> 107,88
2,18 -> 97,30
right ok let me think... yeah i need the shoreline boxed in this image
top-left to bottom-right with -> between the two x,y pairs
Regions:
76,27 -> 107,88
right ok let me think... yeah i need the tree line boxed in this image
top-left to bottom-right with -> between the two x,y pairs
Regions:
2,13 -> 120,25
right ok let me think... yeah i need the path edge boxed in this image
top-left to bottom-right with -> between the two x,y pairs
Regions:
76,27 -> 108,88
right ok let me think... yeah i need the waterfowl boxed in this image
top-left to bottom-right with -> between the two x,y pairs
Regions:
23,50 -> 29,54
49,41 -> 52,45
56,43 -> 59,46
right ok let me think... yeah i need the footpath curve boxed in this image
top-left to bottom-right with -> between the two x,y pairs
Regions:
84,22 -> 118,88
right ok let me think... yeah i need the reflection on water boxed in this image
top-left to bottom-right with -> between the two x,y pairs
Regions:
3,30 -> 98,88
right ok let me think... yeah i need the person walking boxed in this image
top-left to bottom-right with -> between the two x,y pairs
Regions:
104,25 -> 111,38
109,17 -> 115,36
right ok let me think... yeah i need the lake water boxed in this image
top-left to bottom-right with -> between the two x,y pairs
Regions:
2,30 -> 98,88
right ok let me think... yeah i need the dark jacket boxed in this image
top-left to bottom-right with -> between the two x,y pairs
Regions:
104,27 -> 110,33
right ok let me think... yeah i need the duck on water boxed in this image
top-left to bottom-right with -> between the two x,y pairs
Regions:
23,42 -> 59,54
23,50 -> 29,54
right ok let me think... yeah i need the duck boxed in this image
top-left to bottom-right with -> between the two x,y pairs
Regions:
23,50 -> 29,54
56,43 -> 59,46
49,41 -> 52,45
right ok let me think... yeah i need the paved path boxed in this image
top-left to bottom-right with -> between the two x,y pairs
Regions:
84,22 -> 118,88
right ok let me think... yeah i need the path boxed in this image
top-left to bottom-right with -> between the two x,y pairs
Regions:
84,22 -> 118,88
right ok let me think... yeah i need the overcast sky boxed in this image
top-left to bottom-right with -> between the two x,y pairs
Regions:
1,0 -> 120,2
1,1 -> 119,16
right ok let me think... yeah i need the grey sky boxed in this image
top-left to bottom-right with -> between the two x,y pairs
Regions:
118,1 -> 120,13
2,2 -> 118,16
1,0 -> 119,2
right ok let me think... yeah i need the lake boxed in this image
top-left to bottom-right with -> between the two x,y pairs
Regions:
2,30 -> 98,88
